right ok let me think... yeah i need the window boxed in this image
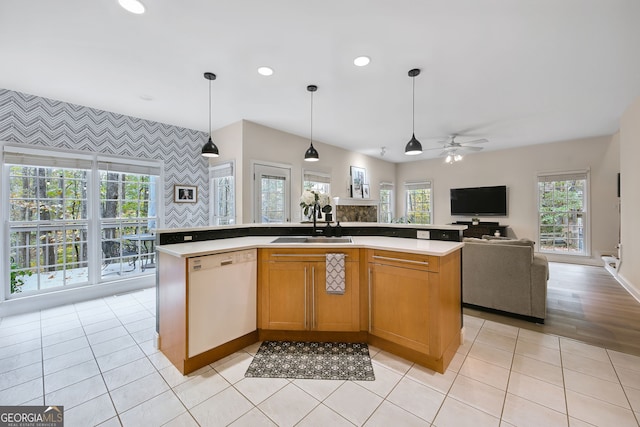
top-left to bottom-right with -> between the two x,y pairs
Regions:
7,152 -> 91,293
98,159 -> 160,279
302,170 -> 331,220
254,163 -> 290,223
379,182 -> 394,223
303,171 -> 331,194
537,171 -> 588,255
405,181 -> 432,224
210,162 -> 235,225
4,146 -> 161,297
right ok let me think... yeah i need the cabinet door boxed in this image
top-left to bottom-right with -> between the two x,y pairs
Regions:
312,260 -> 360,331
262,261 -> 308,330
369,263 -> 431,354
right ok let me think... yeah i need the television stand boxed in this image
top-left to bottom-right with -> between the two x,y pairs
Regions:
453,221 -> 509,239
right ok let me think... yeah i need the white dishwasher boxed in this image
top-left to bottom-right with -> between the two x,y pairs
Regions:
188,248 -> 257,358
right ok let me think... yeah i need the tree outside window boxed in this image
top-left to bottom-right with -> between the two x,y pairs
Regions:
405,181 -> 432,225
538,172 -> 588,255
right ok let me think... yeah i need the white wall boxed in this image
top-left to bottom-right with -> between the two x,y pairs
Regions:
618,95 -> 640,296
209,119 -> 621,268
241,120 -> 395,223
397,136 -> 620,264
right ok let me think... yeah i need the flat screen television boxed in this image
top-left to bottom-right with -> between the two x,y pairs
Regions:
450,185 -> 507,216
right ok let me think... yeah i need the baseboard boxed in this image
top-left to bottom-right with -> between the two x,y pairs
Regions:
613,272 -> 640,305
462,303 -> 545,324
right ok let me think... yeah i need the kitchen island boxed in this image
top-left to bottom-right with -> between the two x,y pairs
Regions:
156,225 -> 464,375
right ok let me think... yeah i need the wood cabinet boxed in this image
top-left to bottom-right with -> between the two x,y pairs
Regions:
367,249 -> 461,373
259,248 -> 360,333
457,222 -> 509,238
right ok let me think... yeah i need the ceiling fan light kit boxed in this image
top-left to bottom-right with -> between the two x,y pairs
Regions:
425,135 -> 488,163
304,84 -> 320,162
118,0 -> 145,14
201,72 -> 220,158
404,68 -> 423,156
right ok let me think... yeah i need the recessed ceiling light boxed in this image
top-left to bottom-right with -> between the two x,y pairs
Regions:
139,94 -> 153,101
353,56 -> 371,67
258,66 -> 274,76
118,0 -> 145,14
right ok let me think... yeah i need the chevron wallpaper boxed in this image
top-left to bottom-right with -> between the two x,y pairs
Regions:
0,89 -> 210,228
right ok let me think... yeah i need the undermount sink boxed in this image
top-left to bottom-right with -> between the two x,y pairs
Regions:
271,236 -> 353,244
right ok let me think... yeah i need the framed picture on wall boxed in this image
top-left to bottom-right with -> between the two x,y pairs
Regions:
362,184 -> 370,199
174,185 -> 197,203
350,166 -> 366,198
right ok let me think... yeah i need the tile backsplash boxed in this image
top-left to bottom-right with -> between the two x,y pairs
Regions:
336,205 -> 378,222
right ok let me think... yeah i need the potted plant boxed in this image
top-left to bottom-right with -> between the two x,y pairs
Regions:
300,190 -> 332,221
471,217 -> 480,225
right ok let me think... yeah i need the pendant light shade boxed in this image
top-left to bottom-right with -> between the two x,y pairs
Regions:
404,68 -> 423,156
304,85 -> 319,162
201,72 -> 220,158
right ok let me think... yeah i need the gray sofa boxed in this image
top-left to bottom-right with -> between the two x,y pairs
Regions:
462,236 -> 549,322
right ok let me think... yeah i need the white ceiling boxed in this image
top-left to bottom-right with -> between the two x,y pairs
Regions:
1,0 -> 639,163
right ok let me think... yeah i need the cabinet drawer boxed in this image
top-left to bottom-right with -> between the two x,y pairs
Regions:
260,248 -> 359,262
367,249 -> 439,272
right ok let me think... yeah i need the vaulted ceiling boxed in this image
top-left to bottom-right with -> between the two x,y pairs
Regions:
1,0 -> 639,162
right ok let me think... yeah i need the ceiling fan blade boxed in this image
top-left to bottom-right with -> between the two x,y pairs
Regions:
438,150 -> 451,157
461,138 -> 488,145
422,146 -> 447,151
459,146 -> 483,152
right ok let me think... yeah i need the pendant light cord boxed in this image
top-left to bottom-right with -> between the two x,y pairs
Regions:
208,79 -> 212,137
310,89 -> 314,146
412,75 -> 415,134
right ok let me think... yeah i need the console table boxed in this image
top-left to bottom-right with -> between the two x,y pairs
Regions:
454,222 -> 509,239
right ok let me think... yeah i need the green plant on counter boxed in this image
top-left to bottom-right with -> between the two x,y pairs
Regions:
10,258 -> 32,294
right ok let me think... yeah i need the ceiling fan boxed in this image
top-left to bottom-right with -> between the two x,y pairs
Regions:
424,135 -> 488,162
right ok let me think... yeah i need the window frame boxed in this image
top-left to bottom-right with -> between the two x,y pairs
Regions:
536,170 -> 590,256
379,182 -> 394,223
253,161 -> 291,224
210,161 -> 236,225
2,144 -> 163,299
404,180 -> 433,225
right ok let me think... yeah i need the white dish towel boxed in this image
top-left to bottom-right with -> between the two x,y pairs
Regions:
326,253 -> 346,295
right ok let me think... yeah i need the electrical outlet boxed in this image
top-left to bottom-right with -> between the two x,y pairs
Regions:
416,230 -> 430,240
184,235 -> 193,241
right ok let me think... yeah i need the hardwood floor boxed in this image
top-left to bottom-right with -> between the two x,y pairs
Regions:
463,262 -> 640,356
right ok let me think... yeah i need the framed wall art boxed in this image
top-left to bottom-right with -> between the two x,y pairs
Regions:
362,184 -> 371,199
350,166 -> 366,198
174,185 -> 197,203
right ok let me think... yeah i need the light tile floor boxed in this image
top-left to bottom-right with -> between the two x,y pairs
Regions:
1,287 -> 639,426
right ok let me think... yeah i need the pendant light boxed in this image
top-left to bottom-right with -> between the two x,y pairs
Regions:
404,68 -> 423,156
304,84 -> 319,162
201,72 -> 219,158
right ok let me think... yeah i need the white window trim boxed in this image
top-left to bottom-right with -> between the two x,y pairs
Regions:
404,180 -> 433,225
1,142 -> 163,304
251,160 -> 292,223
209,160 -> 236,225
379,181 -> 394,223
536,169 -> 590,257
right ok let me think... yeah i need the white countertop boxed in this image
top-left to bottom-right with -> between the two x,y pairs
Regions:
157,235 -> 464,258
